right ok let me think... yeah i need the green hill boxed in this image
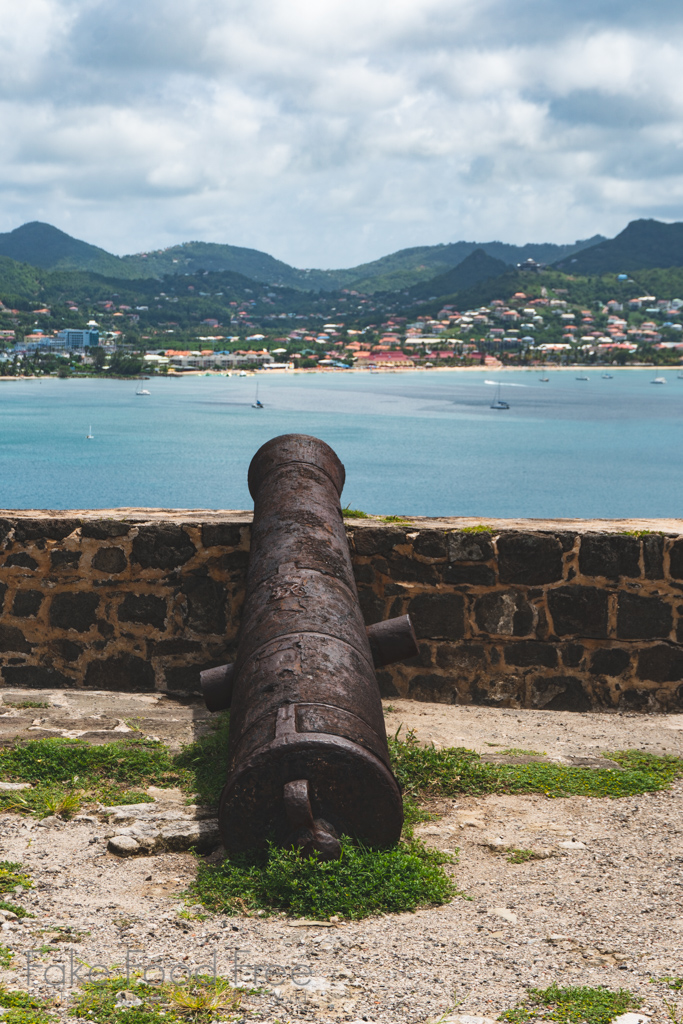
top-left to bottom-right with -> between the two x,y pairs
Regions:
554,219 -> 683,274
406,248 -> 511,300
0,222 -> 141,279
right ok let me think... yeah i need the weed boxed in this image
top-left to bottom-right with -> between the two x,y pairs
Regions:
69,975 -> 241,1024
660,978 -> 683,992
457,525 -> 493,534
0,945 -> 13,968
342,506 -> 369,518
0,862 -> 32,896
3,701 -> 50,710
498,983 -> 641,1024
498,749 -> 547,757
619,529 -> 664,537
0,986 -> 53,1024
664,999 -> 682,1023
506,848 -> 546,864
190,836 -> 459,919
388,735 -> 683,800
0,899 -> 31,919
381,515 -> 411,523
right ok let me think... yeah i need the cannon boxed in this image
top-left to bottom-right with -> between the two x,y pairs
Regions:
201,433 -> 419,859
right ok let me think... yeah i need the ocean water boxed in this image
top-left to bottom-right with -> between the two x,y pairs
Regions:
0,369 -> 681,517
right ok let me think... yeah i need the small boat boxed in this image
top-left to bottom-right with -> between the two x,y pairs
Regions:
239,370 -> 247,377
539,376 -> 549,382
490,383 -> 509,410
576,375 -> 589,381
602,373 -> 613,379
136,386 -> 151,395
252,382 -> 264,409
651,376 -> 667,384
86,425 -> 94,439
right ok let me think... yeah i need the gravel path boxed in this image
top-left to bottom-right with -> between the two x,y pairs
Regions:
0,696 -> 681,1024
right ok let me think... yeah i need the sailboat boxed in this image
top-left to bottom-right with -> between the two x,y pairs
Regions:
576,374 -> 589,380
86,425 -> 94,439
651,376 -> 666,384
136,384 -> 151,395
602,373 -> 613,379
252,382 -> 264,409
539,376 -> 549,382
490,382 -> 509,410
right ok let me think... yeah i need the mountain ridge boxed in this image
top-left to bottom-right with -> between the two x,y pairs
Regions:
0,220 -> 607,293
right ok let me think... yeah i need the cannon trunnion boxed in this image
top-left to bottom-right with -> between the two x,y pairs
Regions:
203,434 -> 417,859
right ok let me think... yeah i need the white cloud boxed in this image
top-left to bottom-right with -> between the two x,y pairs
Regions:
1,0 -> 683,265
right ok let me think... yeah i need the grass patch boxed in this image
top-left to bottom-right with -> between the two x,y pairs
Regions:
499,984 -> 641,1024
2,701 -> 50,710
389,733 -> 683,799
0,945 -> 13,968
498,748 -> 547,757
342,506 -> 369,518
380,515 -> 411,523
0,986 -> 53,1024
0,713 -> 232,817
659,977 -> 683,992
69,975 -> 242,1024
457,525 -> 493,534
487,846 -> 548,864
189,836 -> 458,919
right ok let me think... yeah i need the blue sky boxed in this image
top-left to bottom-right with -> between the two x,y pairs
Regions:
2,0 -> 683,267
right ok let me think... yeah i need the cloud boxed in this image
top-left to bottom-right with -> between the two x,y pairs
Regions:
1,0 -> 683,266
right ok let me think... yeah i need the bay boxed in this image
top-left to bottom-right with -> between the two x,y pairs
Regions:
0,369 -> 681,517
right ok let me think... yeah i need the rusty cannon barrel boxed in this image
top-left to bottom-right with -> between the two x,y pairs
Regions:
207,433 -> 417,859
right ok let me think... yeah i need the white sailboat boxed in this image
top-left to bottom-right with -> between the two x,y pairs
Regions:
490,382 -> 509,410
86,425 -> 94,439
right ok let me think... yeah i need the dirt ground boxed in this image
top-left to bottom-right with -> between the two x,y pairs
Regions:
0,690 -> 681,1024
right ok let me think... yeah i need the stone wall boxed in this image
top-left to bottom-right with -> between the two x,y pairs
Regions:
1,511 -> 682,711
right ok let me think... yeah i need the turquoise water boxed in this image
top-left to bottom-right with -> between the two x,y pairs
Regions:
0,369 -> 681,516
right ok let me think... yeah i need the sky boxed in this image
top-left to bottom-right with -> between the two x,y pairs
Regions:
2,0 -> 683,268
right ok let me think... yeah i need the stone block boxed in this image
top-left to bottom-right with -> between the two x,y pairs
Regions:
407,672 -> 454,701
442,564 -> 496,586
181,576 -> 227,634
0,519 -> 11,543
14,519 -> 79,542
2,665 -> 70,688
219,549 -> 250,578
435,642 -> 485,672
384,555 -> 440,585
375,669 -> 400,698
670,539 -> 683,580
4,553 -> 38,570
148,638 -> 203,656
474,590 -> 533,636
548,586 -> 608,638
50,550 -> 82,569
49,639 -> 83,662
408,592 -> 465,640
11,590 -> 44,618
81,520 -> 131,539
448,532 -> 494,562
358,588 -> 384,626
589,648 -> 630,676
643,535 -> 664,579
49,592 -> 99,632
504,642 -> 558,668
118,593 -> 167,630
163,664 -> 203,692
561,643 -> 584,668
84,654 -> 156,691
579,534 -> 640,579
201,523 -> 244,548
617,593 -> 672,640
0,582 -> 6,613
0,624 -> 32,653
498,533 -> 564,585
637,645 -> 683,682
131,525 -> 196,570
351,527 -> 404,557
531,675 -> 592,711
413,531 -> 448,559
92,547 -> 127,574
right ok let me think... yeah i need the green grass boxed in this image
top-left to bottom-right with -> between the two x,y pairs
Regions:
498,748 -> 547,757
342,506 -> 369,518
659,977 -> 683,991
0,986 -> 53,1024
2,701 -> 50,710
189,836 -> 458,919
499,984 -> 641,1024
0,861 -> 33,918
0,713 -> 232,818
0,945 -> 13,968
457,525 -> 493,534
389,734 -> 683,799
487,846 -> 547,864
69,975 -> 242,1024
